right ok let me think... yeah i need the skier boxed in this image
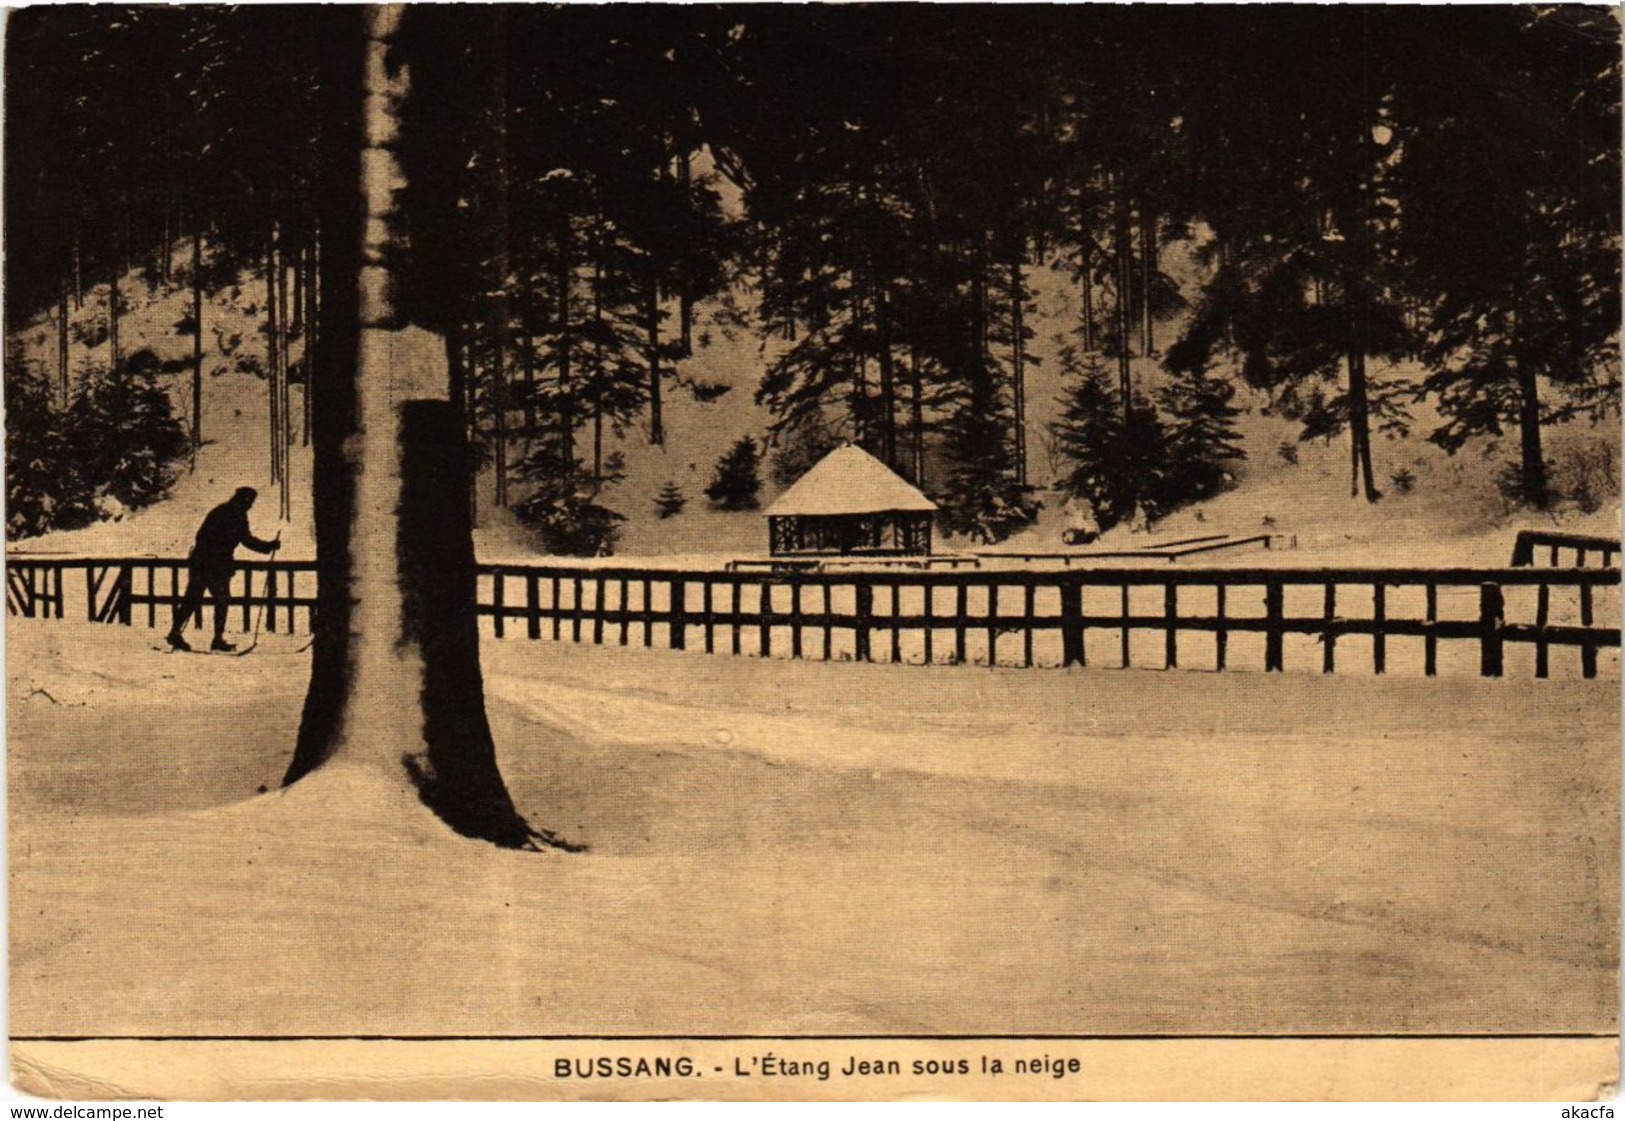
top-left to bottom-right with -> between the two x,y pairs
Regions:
165,487 -> 280,652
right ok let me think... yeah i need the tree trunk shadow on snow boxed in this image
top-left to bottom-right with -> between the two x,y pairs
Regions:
396,401 -> 583,851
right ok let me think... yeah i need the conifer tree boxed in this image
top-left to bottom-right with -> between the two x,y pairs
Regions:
937,354 -> 1040,543
1051,347 -> 1171,530
653,480 -> 687,519
65,362 -> 190,511
706,435 -> 763,511
1158,362 -> 1245,503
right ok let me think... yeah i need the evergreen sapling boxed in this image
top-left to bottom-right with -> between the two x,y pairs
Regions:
706,436 -> 763,511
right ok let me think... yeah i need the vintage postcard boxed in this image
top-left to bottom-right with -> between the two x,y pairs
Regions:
5,3 -> 1619,1103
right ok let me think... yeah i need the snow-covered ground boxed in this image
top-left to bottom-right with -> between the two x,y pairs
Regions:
7,239 -> 1617,1047
8,621 -> 1616,1037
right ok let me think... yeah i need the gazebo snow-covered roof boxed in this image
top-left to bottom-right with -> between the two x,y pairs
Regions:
764,445 -> 936,556
766,444 -> 937,518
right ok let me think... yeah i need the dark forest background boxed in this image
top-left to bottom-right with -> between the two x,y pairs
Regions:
5,4 -> 1619,546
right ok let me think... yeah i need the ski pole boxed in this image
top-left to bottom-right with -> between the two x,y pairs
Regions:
243,541 -> 280,654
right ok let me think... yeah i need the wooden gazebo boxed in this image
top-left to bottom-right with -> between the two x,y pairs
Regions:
764,444 -> 937,556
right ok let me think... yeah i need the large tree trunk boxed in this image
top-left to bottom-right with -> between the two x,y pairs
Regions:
107,265 -> 120,372
1010,254 -> 1026,487
303,227 -> 319,448
192,227 -> 204,451
291,239 -> 305,331
1346,59 -> 1381,505
1140,210 -> 1157,356
58,278 -> 69,408
284,3 -> 566,852
591,250 -> 605,495
1512,308 -> 1548,508
1114,191 -> 1133,418
267,234 -> 283,487
518,279 -> 537,444
677,149 -> 693,358
876,282 -> 897,471
1077,209 -> 1096,353
556,222 -> 573,474
278,232 -> 294,519
1345,346 -> 1378,501
488,7 -> 512,508
646,273 -> 663,446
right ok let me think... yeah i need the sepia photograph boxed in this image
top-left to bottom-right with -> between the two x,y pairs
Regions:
3,3 -> 1620,1102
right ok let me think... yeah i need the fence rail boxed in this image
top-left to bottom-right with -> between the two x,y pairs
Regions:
1512,530 -> 1620,569
5,556 -> 318,635
8,554 -> 1620,679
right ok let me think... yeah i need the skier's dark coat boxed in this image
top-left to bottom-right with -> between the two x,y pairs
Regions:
190,498 -> 277,573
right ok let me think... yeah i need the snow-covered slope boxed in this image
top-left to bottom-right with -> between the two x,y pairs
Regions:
10,245 -> 1618,566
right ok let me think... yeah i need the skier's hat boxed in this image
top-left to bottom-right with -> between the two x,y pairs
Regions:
233,486 -> 258,504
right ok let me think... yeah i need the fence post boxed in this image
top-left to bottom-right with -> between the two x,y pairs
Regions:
642,578 -> 654,647
1119,585 -> 1131,668
1060,582 -> 1084,668
791,581 -> 804,660
1164,584 -> 1179,669
527,574 -> 541,640
954,584 -> 968,665
1320,583 -> 1336,673
1264,580 -> 1284,672
821,583 -> 832,661
569,577 -> 583,643
1479,582 -> 1504,678
492,571 -> 505,639
116,565 -> 133,626
1511,531 -> 1535,566
1580,583 -> 1597,680
618,578 -> 630,645
1534,582 -> 1550,679
592,578 -> 605,645
758,581 -> 773,657
1372,583 -> 1387,675
1023,583 -> 1036,668
891,581 -> 903,665
266,567 -> 278,633
670,578 -> 687,651
922,584 -> 935,665
1215,584 -> 1228,671
1424,584 -> 1438,677
986,584 -> 1000,668
854,582 -> 873,663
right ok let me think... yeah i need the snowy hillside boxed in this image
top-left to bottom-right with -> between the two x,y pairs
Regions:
10,244 -> 1619,567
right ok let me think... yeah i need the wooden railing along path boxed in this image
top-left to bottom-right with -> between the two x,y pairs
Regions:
1512,530 -> 1620,569
6,556 -> 319,635
7,552 -> 1619,679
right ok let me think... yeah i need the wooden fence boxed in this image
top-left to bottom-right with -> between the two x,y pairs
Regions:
8,554 -> 1620,679
477,562 -> 1619,679
5,556 -> 318,635
1512,530 -> 1620,569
